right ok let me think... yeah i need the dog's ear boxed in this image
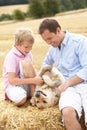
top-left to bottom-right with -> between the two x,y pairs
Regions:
38,65 -> 52,77
42,75 -> 62,87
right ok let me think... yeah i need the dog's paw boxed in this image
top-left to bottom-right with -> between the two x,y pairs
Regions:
39,65 -> 52,76
54,79 -> 62,86
42,65 -> 52,71
42,75 -> 55,87
30,97 -> 36,106
42,75 -> 62,87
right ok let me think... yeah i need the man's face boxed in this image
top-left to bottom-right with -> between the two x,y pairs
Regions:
41,29 -> 61,48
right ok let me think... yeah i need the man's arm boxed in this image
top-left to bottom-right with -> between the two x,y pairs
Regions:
57,75 -> 84,96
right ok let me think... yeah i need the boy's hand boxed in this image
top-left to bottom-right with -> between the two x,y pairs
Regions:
34,76 -> 44,85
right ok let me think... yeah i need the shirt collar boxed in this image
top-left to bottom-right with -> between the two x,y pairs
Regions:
62,31 -> 70,46
12,46 -> 25,57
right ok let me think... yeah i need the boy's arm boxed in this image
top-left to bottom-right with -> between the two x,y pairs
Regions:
8,72 -> 43,86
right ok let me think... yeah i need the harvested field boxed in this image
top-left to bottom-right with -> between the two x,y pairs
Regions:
0,4 -> 28,15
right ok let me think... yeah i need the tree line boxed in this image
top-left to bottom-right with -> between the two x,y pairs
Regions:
29,0 -> 87,18
0,0 -> 29,6
0,0 -> 87,21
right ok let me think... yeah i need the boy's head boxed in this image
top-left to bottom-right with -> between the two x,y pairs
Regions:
15,27 -> 34,45
14,27 -> 35,55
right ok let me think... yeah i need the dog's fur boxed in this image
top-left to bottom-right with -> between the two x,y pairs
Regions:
30,65 -> 65,109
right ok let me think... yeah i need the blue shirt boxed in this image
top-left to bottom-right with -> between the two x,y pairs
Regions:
42,31 -> 87,83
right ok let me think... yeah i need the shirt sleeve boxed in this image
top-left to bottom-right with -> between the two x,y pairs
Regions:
4,54 -> 17,73
42,47 -> 54,66
76,38 -> 87,81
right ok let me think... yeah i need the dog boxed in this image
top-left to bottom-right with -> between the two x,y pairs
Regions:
30,65 -> 65,109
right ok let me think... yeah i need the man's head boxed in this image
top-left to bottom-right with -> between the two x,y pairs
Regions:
14,27 -> 34,55
39,19 -> 65,48
39,19 -> 61,34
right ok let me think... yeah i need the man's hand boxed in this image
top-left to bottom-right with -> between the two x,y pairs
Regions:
57,75 -> 84,96
57,81 -> 70,96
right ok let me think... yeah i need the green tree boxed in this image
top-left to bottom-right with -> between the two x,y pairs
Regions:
29,0 -> 44,18
86,0 -> 87,5
43,0 -> 59,16
71,0 -> 86,9
0,14 -> 13,21
59,0 -> 73,11
13,9 -> 25,20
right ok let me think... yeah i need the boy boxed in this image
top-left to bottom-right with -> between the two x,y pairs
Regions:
3,27 -> 43,106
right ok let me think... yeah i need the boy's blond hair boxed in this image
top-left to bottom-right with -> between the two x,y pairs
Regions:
14,27 -> 34,45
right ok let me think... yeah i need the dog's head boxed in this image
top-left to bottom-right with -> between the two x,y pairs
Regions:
30,84 -> 58,109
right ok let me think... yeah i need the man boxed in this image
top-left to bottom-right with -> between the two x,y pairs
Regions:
39,18 -> 87,130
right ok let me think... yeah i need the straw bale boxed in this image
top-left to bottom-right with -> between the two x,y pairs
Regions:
0,100 -> 65,130
0,81 -> 86,130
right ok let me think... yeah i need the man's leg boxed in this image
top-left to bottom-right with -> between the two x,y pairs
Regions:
62,107 -> 82,130
81,86 -> 87,130
59,87 -> 83,130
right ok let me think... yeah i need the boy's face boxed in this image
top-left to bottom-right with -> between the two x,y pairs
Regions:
16,41 -> 33,56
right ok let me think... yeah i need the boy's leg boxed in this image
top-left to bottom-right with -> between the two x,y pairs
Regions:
6,85 -> 27,106
21,58 -> 37,97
